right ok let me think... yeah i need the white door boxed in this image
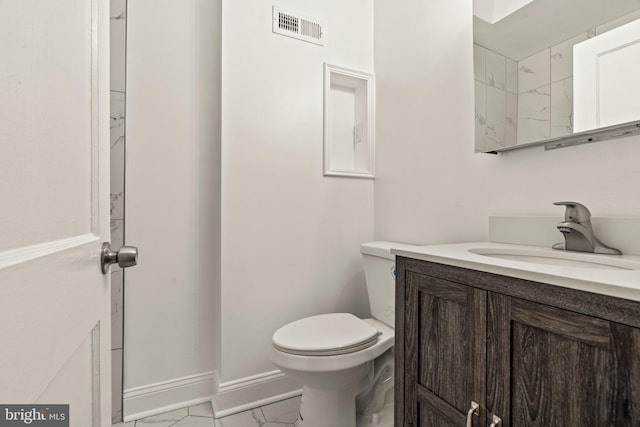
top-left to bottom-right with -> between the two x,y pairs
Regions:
0,1 -> 112,426
574,18 -> 640,132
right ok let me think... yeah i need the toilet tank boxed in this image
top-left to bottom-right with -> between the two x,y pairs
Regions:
361,241 -> 417,328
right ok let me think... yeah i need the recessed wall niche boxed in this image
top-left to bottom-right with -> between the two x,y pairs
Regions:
323,64 -> 375,178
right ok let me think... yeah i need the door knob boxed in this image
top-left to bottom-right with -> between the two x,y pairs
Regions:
101,242 -> 138,274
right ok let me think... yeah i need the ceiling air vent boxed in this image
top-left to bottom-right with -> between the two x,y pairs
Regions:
272,6 -> 324,46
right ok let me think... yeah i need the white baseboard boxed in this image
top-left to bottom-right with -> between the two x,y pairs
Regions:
122,371 -> 215,422
121,369 -> 301,422
211,370 -> 302,418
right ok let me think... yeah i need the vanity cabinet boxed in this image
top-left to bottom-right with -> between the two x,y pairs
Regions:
395,257 -> 640,427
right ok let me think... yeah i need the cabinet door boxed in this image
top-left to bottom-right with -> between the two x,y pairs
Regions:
488,294 -> 640,426
401,272 -> 487,426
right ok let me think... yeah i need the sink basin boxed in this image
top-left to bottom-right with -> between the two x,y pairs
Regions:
468,247 -> 640,270
390,242 -> 640,303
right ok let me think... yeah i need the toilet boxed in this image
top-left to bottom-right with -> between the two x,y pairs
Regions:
270,241 -> 414,427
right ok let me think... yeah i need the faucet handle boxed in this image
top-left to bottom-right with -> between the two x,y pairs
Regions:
553,201 -> 592,223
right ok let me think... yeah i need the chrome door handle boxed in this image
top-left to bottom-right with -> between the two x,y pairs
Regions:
489,414 -> 502,427
101,242 -> 138,274
466,401 -> 479,427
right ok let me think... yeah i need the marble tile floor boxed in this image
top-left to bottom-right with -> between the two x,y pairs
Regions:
112,396 -> 301,427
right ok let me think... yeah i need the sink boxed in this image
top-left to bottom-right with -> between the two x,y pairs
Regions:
468,247 -> 640,270
390,241 -> 640,308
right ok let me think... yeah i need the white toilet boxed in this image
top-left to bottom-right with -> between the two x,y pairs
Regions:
270,241 -> 413,427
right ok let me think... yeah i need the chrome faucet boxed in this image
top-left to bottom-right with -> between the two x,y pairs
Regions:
552,202 -> 622,255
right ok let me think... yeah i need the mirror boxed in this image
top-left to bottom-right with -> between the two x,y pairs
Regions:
474,0 -> 640,152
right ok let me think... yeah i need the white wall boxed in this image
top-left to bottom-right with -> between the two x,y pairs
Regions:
220,0 -> 375,383
122,0 -> 373,416
374,0 -> 495,245
124,0 -> 221,416
374,0 -> 640,246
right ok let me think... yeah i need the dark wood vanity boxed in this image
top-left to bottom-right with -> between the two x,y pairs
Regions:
395,256 -> 640,426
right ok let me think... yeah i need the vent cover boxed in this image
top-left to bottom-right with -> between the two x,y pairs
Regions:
272,6 -> 324,46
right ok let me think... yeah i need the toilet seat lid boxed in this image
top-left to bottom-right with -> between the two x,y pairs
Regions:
272,313 -> 380,356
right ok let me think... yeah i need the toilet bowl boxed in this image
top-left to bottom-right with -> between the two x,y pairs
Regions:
270,242 -> 416,427
271,316 -> 394,427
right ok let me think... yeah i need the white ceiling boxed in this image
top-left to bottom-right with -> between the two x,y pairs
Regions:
474,0 -> 640,60
474,0 -> 535,24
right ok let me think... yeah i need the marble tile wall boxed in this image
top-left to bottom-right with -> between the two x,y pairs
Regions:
518,44 -> 570,144
110,0 -> 127,422
474,44 -> 518,151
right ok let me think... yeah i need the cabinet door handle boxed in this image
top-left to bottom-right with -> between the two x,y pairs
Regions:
466,401 -> 479,427
489,414 -> 502,427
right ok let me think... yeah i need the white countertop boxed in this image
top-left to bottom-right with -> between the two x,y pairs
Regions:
392,242 -> 640,302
